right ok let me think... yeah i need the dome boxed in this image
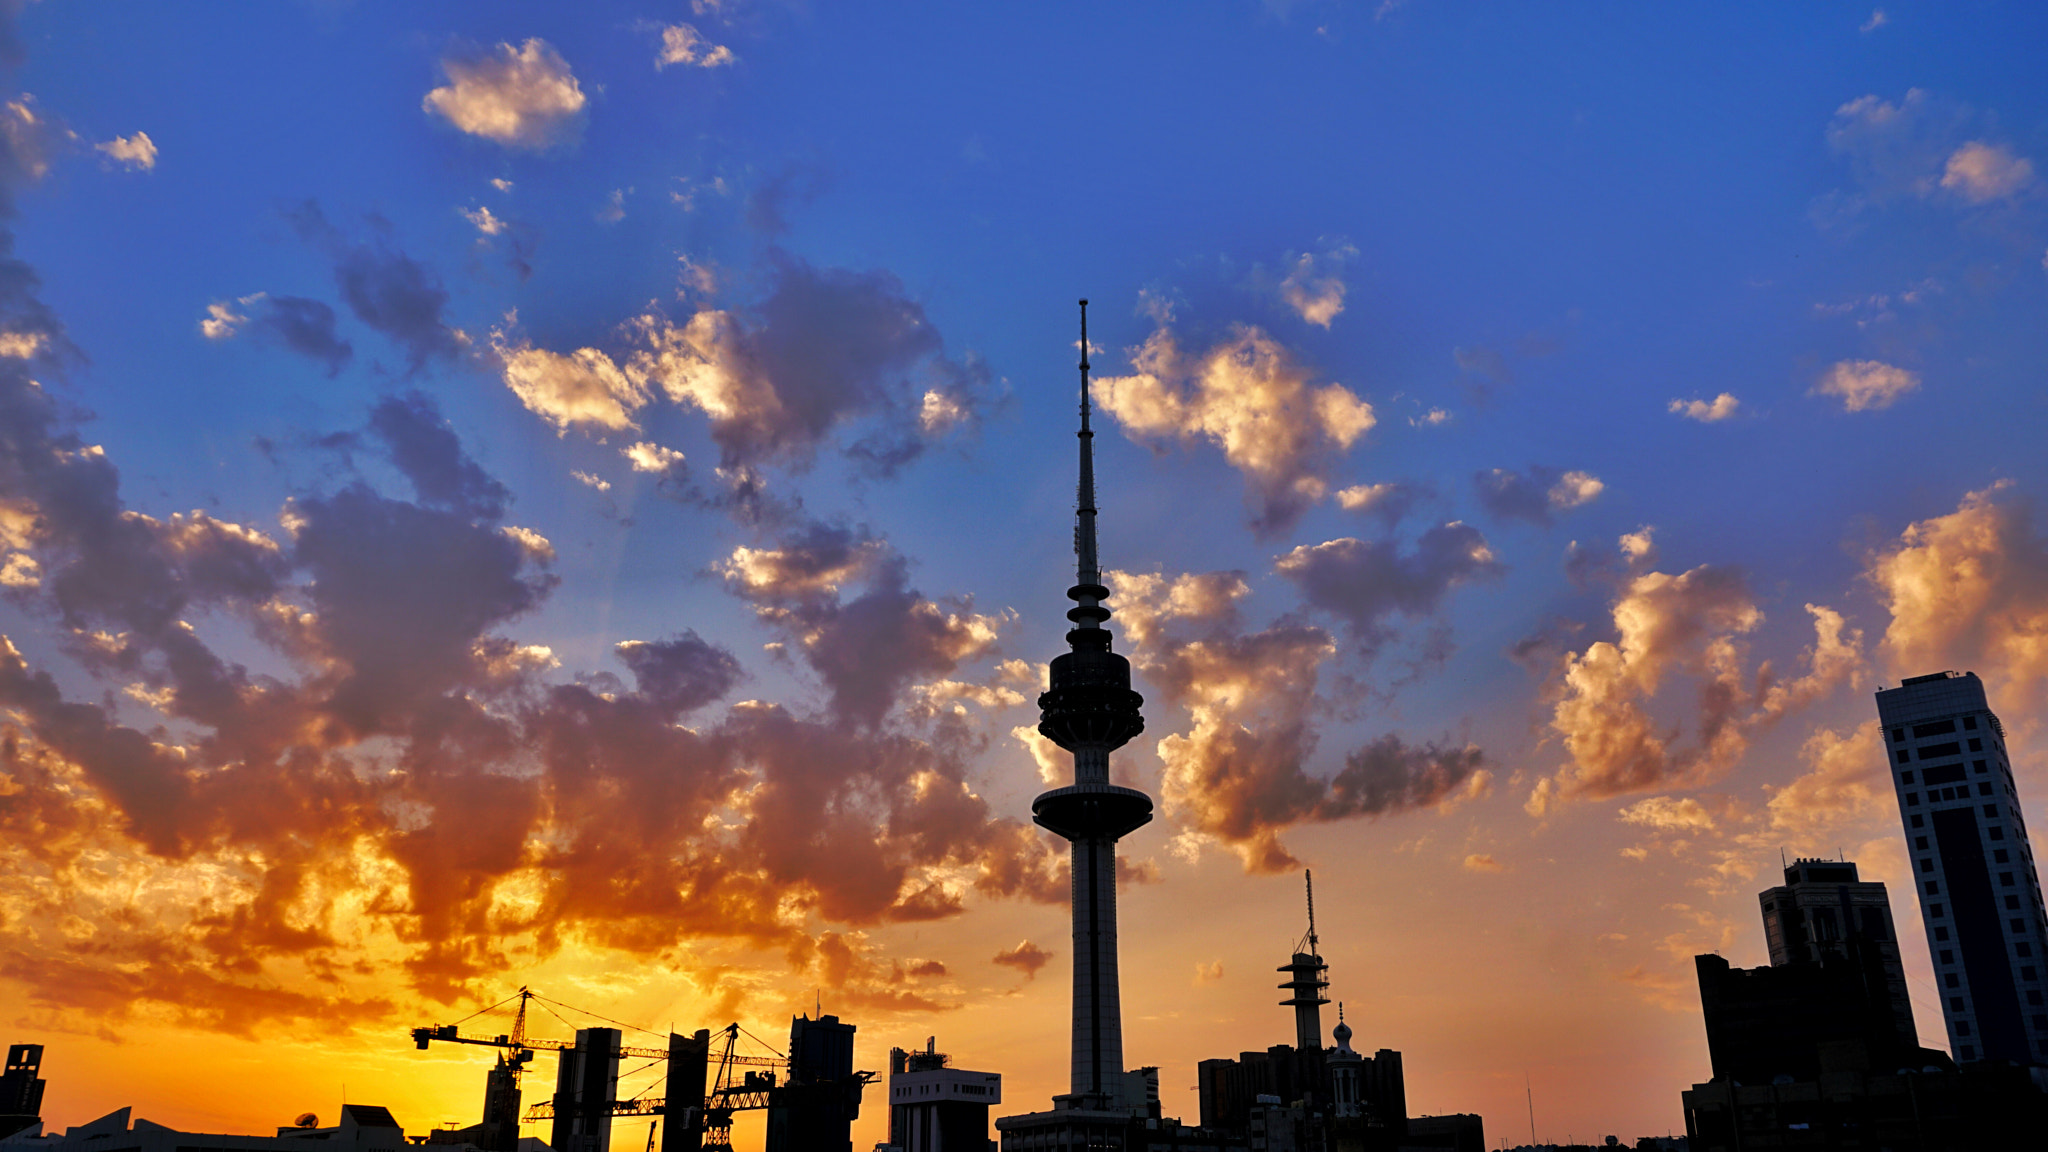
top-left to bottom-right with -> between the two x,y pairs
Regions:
1332,1019 -> 1352,1046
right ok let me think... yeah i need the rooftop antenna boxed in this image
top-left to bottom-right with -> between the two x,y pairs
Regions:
1305,869 -> 1319,958
1075,299 -> 1099,591
1525,1073 -> 1536,1146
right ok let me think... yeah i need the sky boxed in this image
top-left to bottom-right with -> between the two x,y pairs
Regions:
2,0 -> 2048,1147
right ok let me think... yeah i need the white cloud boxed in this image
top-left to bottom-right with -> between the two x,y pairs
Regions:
623,441 -> 685,473
1409,407 -> 1451,427
490,325 -> 649,432
423,39 -> 587,150
1813,359 -> 1919,412
461,205 -> 508,236
199,295 -> 261,340
1668,393 -> 1740,423
1859,9 -> 1888,33
94,131 -> 157,171
1548,470 -> 1604,510
1277,242 -> 1355,328
0,331 -> 45,359
656,23 -> 735,69
571,470 -> 611,492
490,178 -> 513,192
597,188 -> 628,224
1939,141 -> 2035,204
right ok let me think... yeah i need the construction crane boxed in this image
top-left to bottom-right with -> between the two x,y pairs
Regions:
411,987 -> 695,1065
519,1023 -> 790,1152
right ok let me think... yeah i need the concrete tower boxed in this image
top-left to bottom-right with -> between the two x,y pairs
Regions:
1278,870 -> 1331,1055
1876,671 -> 2048,1065
1031,299 -> 1152,1107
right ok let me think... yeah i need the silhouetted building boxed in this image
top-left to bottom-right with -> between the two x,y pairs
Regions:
1402,1114 -> 1483,1152
1878,670 -> 2048,1064
886,1038 -> 1001,1152
662,1029 -> 710,1152
1683,1059 -> 2048,1151
766,1014 -> 869,1152
549,1027 -> 619,1152
996,303 -> 1171,1151
1759,858 -> 1915,1047
0,1045 -> 44,1140
1694,949 -> 1926,1084
0,1103 -> 421,1152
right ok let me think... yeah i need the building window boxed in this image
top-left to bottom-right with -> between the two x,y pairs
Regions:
1898,750 -> 1911,763
1992,827 -> 2006,841
1893,727 -> 1906,742
1965,716 -> 1978,730
1921,858 -> 1936,872
1932,903 -> 1945,917
1969,738 -> 1984,752
2024,967 -> 2038,980
1961,1045 -> 1976,1060
1975,760 -> 1989,773
1912,814 -> 1925,828
1950,996 -> 1966,1010
1981,783 -> 1995,796
1936,927 -> 1951,941
1958,1021 -> 1973,1036
1946,973 -> 1961,988
1997,850 -> 2013,863
1928,881 -> 1941,894
1986,805 -> 2000,816
2022,944 -> 2035,958
1908,793 -> 1921,805
2030,991 -> 2044,1006
2004,873 -> 2017,887
1917,836 -> 1930,849
2016,919 -> 2029,933
1941,950 -> 1955,964
2010,896 -> 2024,911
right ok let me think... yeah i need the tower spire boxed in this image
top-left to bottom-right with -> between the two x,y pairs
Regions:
1069,299 -> 1108,643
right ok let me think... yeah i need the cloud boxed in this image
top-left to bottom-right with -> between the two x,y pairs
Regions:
1453,345 -> 1511,385
368,393 -> 508,519
1860,9 -> 1888,33
1824,89 -> 1964,204
1866,482 -> 2048,701
1277,242 -> 1355,328
1766,721 -> 1885,836
1669,393 -> 1740,423
1273,522 -> 1501,646
1193,960 -> 1224,985
1462,853 -> 1503,873
423,39 -> 586,150
615,634 -> 743,716
623,441 -> 686,475
1333,481 -> 1421,525
1939,141 -> 2035,204
1120,569 -> 1489,872
1618,795 -> 1715,833
490,328 -> 648,432
94,132 -> 156,171
1094,323 -> 1374,537
622,253 -> 989,475
461,205 -> 507,236
1528,557 -> 1863,815
656,23 -> 735,68
722,522 -> 1004,726
1473,466 -> 1604,525
1,96 -> 75,207
1813,359 -> 1918,412
992,940 -> 1051,979
202,293 -> 352,376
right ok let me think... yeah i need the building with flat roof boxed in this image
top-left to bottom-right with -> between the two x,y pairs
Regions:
885,1038 -> 1001,1152
1876,670 -> 2048,1064
1758,858 -> 1915,1047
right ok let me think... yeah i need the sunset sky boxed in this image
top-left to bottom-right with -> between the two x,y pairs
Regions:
4,1 -> 2048,1148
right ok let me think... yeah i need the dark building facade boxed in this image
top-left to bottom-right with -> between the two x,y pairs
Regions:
1876,670 -> 2048,1064
1,1044 -> 45,1140
1694,948 -> 1926,1084
765,1014 -> 867,1152
548,1028 -> 619,1152
1759,858 -> 1915,1048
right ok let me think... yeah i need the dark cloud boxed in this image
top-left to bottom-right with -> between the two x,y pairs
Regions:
1273,523 -> 1502,646
290,202 -> 463,370
367,392 -> 508,519
745,165 -> 830,236
1472,465 -> 1604,526
250,295 -> 352,376
615,633 -> 743,716
723,521 -> 1001,726
992,940 -> 1051,979
624,252 -> 993,477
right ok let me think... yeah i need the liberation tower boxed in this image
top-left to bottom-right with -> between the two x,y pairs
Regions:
1032,298 -> 1152,1107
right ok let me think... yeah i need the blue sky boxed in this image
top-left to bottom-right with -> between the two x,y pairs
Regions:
4,1 -> 2048,1144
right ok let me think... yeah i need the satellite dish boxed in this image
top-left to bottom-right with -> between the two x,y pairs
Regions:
295,1114 -> 320,1129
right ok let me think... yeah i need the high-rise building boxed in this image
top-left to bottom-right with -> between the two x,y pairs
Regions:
549,1027 -> 619,1152
1876,670 -> 2048,1064
996,302 -> 1156,1151
886,1039 -> 1002,1152
1759,858 -> 1915,1045
766,1014 -> 867,1152
1,1044 -> 45,1140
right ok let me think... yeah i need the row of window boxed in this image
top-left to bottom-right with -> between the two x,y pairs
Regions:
1895,737 -> 1990,763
